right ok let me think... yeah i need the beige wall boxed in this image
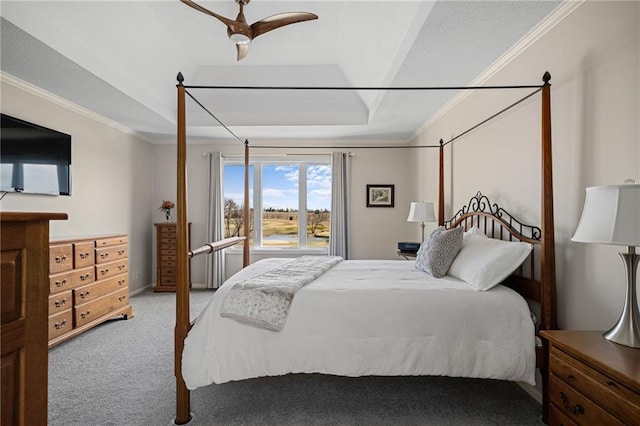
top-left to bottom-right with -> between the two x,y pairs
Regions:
0,76 -> 155,294
411,1 -> 640,330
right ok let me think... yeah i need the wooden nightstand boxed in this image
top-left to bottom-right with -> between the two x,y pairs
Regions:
540,330 -> 640,425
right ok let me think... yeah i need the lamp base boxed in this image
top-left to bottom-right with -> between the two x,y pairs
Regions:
603,249 -> 640,349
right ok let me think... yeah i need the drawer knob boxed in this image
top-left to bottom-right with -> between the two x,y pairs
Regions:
56,279 -> 68,288
101,253 -> 109,259
80,291 -> 90,298
54,298 -> 67,307
101,268 -> 109,275
54,319 -> 67,329
560,392 -> 585,415
118,295 -> 126,302
81,311 -> 91,319
55,255 -> 67,263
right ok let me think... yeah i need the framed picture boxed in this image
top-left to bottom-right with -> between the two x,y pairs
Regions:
366,184 -> 394,207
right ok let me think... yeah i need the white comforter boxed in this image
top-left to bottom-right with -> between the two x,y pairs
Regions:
182,259 -> 536,389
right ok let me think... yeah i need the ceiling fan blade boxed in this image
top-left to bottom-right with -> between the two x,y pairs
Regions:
180,0 -> 237,29
250,12 -> 318,39
236,43 -> 249,61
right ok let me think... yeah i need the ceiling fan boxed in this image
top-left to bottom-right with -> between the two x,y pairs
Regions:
180,0 -> 318,61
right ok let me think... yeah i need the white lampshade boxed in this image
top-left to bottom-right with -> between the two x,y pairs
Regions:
572,183 -> 640,246
407,202 -> 436,223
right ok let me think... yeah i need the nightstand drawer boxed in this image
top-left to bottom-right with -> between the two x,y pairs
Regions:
549,404 -> 578,426
550,374 -> 623,425
551,349 -> 640,424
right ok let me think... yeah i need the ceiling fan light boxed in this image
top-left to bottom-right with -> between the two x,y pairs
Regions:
230,33 -> 251,44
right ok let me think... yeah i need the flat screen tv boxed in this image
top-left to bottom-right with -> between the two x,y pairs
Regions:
1,114 -> 72,196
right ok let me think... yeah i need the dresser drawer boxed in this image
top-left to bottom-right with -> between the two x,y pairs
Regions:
75,287 -> 129,327
550,374 -> 623,425
160,237 -> 177,245
549,403 -> 578,426
160,227 -> 176,236
73,241 -> 95,268
95,235 -> 127,248
75,274 -> 128,304
158,276 -> 176,286
48,310 -> 72,340
48,290 -> 72,315
95,259 -> 128,280
160,258 -> 177,267
95,244 -> 128,264
50,244 -> 73,274
551,349 -> 640,424
49,266 -> 95,293
159,266 -> 176,277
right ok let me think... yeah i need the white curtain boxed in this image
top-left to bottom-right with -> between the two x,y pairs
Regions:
205,152 -> 225,289
329,152 -> 350,259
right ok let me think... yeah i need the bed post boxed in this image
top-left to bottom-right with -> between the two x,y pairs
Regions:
243,141 -> 250,267
438,139 -> 445,225
540,71 -> 557,331
540,71 -> 556,425
175,72 -> 192,425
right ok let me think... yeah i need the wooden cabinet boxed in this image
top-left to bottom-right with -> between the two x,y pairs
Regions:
48,234 -> 133,347
541,330 -> 640,425
154,223 -> 190,292
1,212 -> 67,426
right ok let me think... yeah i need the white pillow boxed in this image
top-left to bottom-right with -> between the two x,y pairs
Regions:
448,230 -> 532,291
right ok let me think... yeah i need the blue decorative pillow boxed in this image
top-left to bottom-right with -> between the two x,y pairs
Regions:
415,226 -> 463,278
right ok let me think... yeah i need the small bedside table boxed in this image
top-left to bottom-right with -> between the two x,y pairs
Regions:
540,330 -> 640,425
397,250 -> 417,260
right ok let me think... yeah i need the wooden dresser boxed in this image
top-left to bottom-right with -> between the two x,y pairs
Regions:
541,330 -> 640,425
1,212 -> 67,426
154,223 -> 190,292
48,234 -> 133,347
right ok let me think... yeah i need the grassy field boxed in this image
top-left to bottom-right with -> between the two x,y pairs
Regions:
243,211 -> 330,247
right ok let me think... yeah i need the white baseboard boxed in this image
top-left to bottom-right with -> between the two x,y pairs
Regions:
517,381 -> 542,404
130,284 -> 152,296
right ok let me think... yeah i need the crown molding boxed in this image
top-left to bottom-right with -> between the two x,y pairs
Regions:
0,71 -> 153,143
408,0 -> 585,143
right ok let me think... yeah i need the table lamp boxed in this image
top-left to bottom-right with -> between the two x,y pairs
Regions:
572,181 -> 640,348
407,201 -> 436,242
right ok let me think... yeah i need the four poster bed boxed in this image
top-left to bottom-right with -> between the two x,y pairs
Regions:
172,72 -> 557,425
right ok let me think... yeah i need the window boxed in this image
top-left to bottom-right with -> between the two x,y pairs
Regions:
223,156 -> 331,250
